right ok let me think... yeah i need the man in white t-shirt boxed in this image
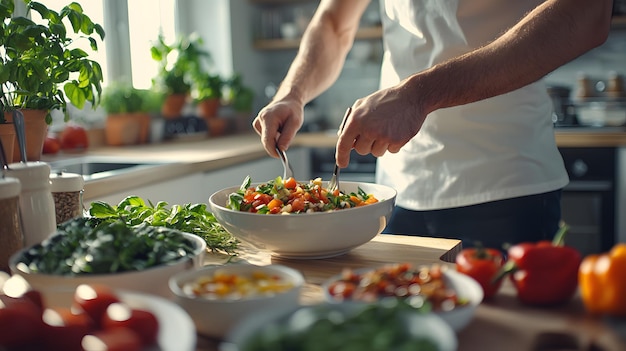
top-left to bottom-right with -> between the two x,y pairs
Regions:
252,0 -> 613,248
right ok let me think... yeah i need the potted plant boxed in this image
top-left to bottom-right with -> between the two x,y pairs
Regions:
194,72 -> 224,120
151,33 -> 210,119
224,74 -> 255,133
0,0 -> 104,162
101,82 -> 162,146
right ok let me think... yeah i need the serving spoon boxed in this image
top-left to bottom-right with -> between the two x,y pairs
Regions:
327,107 -> 352,193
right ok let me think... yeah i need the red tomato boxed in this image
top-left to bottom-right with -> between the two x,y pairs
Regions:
102,303 -> 159,346
283,177 -> 297,189
42,136 -> 61,154
82,327 -> 143,351
60,125 -> 89,151
42,307 -> 95,351
290,197 -> 305,212
73,284 -> 120,327
0,294 -> 44,348
455,247 -> 505,299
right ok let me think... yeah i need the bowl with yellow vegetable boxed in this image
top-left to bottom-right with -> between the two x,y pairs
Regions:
168,263 -> 304,338
208,176 -> 397,259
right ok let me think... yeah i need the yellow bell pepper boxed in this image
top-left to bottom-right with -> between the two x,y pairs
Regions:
578,243 -> 626,316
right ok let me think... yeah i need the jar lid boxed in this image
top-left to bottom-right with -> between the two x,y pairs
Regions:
0,176 -> 21,199
50,171 -> 84,192
4,161 -> 51,190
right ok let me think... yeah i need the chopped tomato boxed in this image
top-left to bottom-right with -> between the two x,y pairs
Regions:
283,177 -> 297,189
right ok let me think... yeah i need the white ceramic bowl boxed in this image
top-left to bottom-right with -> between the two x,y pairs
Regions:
169,263 -> 304,339
208,181 -> 397,259
321,264 -> 483,331
9,232 -> 206,298
220,300 -> 457,351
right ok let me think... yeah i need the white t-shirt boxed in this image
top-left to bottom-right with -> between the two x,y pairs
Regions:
376,0 -> 569,210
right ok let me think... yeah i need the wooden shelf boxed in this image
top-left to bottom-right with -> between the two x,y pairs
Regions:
253,25 -> 382,50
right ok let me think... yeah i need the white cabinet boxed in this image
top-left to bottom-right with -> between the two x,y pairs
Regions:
88,147 -> 312,206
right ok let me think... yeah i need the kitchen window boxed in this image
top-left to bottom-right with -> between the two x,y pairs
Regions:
34,0 -> 178,89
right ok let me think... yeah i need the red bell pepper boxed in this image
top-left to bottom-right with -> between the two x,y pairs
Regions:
455,245 -> 505,299
496,224 -> 581,306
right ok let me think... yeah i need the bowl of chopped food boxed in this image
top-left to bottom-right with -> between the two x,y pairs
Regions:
8,217 -> 207,298
168,263 -> 304,338
321,262 -> 483,331
208,176 -> 397,259
220,298 -> 457,351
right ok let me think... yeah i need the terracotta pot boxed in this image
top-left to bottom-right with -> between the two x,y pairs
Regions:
135,113 -> 151,144
206,117 -> 229,137
197,98 -> 220,119
161,94 -> 188,119
5,109 -> 48,162
0,123 -> 17,164
105,113 -> 141,146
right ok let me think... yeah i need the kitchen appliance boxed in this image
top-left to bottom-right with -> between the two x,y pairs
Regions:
547,85 -> 577,126
311,147 -> 377,183
558,147 -> 618,256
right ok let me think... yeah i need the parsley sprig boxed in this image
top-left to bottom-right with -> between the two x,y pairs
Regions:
89,196 -> 239,256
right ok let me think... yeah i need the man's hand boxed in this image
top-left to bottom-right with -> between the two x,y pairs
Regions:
253,98 -> 304,157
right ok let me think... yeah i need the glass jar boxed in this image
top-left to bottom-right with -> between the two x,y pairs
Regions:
5,162 -> 56,247
0,176 -> 23,272
50,171 -> 85,224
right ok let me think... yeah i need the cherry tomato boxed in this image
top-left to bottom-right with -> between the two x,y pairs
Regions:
42,307 -> 95,351
101,302 -> 159,346
82,327 -> 143,351
0,294 -> 44,348
455,246 -> 505,299
60,125 -> 89,151
42,136 -> 61,154
73,284 -> 120,327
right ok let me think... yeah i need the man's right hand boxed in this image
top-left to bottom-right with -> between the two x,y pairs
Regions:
253,97 -> 304,158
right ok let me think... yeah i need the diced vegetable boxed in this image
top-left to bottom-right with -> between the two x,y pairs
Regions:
228,176 -> 379,214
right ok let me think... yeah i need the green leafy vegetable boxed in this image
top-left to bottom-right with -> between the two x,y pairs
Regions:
89,196 -> 239,255
20,218 -> 199,275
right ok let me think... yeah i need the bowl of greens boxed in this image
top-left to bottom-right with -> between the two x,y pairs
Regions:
220,298 -> 457,351
9,216 -> 207,298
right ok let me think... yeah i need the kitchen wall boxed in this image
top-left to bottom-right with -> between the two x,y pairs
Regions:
181,1 -> 626,130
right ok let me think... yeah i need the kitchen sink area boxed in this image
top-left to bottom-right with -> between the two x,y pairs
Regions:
48,156 -> 175,180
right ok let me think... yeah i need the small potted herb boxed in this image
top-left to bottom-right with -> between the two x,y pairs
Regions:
151,33 -> 210,119
101,82 -> 163,145
0,0 -> 104,161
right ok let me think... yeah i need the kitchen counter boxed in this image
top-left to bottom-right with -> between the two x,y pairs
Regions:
196,234 -> 626,351
40,128 -> 626,202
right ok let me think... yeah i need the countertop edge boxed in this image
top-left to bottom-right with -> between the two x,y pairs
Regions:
42,130 -> 625,202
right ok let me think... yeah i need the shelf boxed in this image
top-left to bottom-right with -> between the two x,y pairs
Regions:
612,15 -> 626,28
253,25 -> 382,50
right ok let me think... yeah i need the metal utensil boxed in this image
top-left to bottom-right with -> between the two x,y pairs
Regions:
13,110 -> 27,163
0,138 -> 8,176
327,107 -> 352,193
276,146 -> 294,180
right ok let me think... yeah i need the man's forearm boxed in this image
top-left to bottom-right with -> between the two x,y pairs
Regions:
272,0 -> 370,105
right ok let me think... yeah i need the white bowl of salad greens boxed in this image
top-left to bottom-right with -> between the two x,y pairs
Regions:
220,298 -> 457,351
208,176 -> 396,259
8,217 -> 207,298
